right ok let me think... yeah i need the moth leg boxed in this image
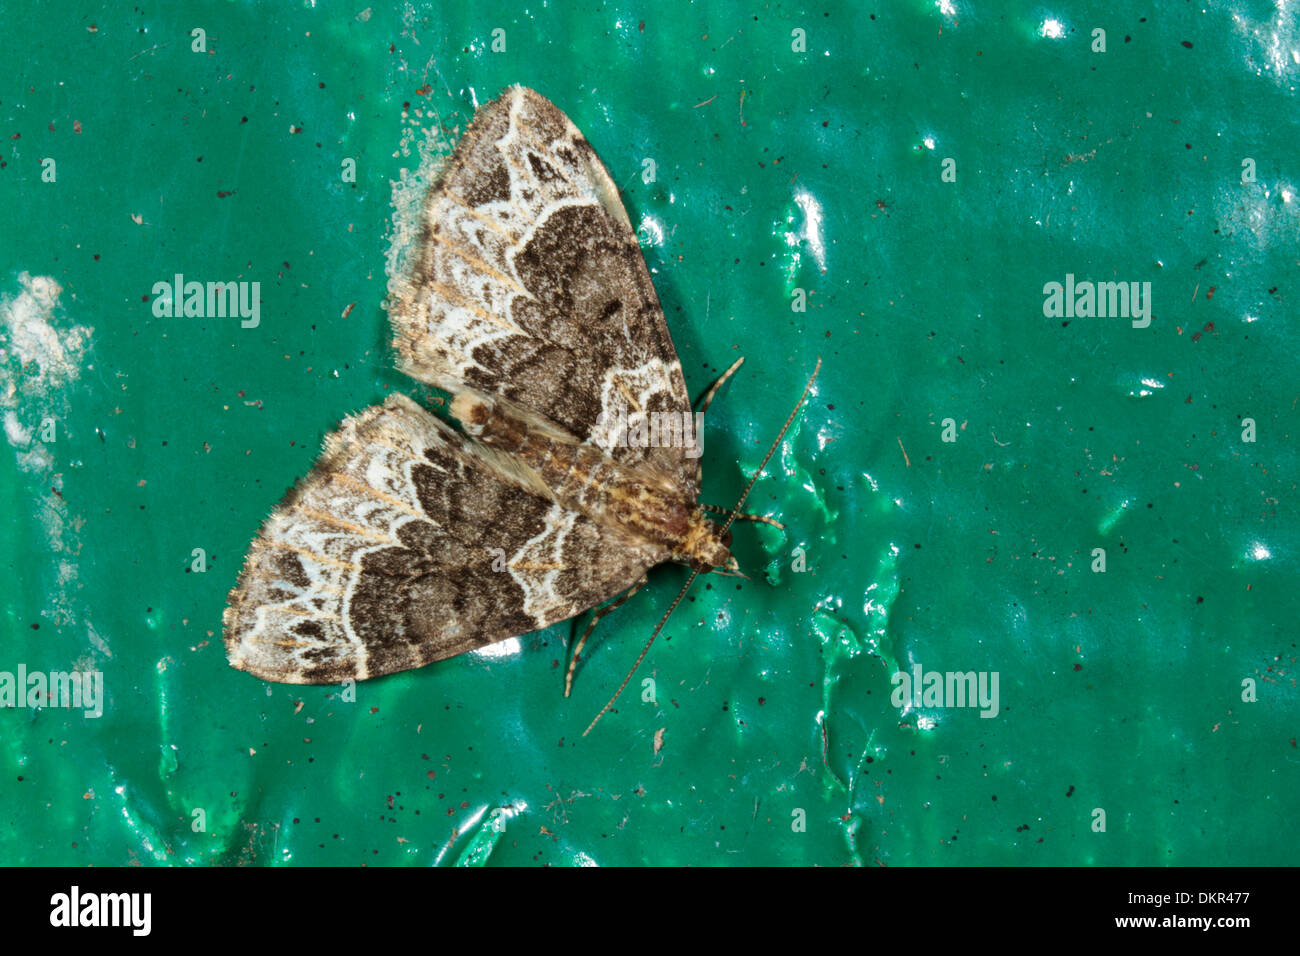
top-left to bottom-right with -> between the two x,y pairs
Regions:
694,356 -> 745,415
564,572 -> 649,698
700,502 -> 785,530
693,356 -> 745,484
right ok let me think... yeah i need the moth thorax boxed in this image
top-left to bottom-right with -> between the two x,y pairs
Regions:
682,510 -> 735,572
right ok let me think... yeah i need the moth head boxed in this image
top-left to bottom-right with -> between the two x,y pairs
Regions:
690,548 -> 738,576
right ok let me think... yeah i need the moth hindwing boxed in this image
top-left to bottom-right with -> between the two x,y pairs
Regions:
223,86 -> 741,687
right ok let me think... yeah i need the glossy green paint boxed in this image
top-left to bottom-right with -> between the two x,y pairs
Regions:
2,0 -> 1296,866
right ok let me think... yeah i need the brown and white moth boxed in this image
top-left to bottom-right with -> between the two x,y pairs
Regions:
223,85 -> 816,732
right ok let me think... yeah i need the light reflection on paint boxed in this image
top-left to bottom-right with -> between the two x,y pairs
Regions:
793,188 -> 827,272
1129,376 -> 1165,398
637,215 -> 666,247
474,637 -> 521,659
1231,1 -> 1300,80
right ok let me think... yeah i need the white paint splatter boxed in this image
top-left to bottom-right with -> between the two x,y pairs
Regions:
0,273 -> 90,396
0,271 -> 95,638
385,120 -> 454,313
3,409 -> 31,446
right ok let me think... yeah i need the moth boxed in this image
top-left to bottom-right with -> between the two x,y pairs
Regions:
223,85 -> 817,733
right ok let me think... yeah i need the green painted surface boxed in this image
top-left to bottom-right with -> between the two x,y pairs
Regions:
2,1 -> 1296,866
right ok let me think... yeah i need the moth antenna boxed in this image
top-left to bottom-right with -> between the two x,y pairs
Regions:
581,568 -> 700,737
718,357 -> 821,540
711,568 -> 751,579
701,503 -> 785,530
